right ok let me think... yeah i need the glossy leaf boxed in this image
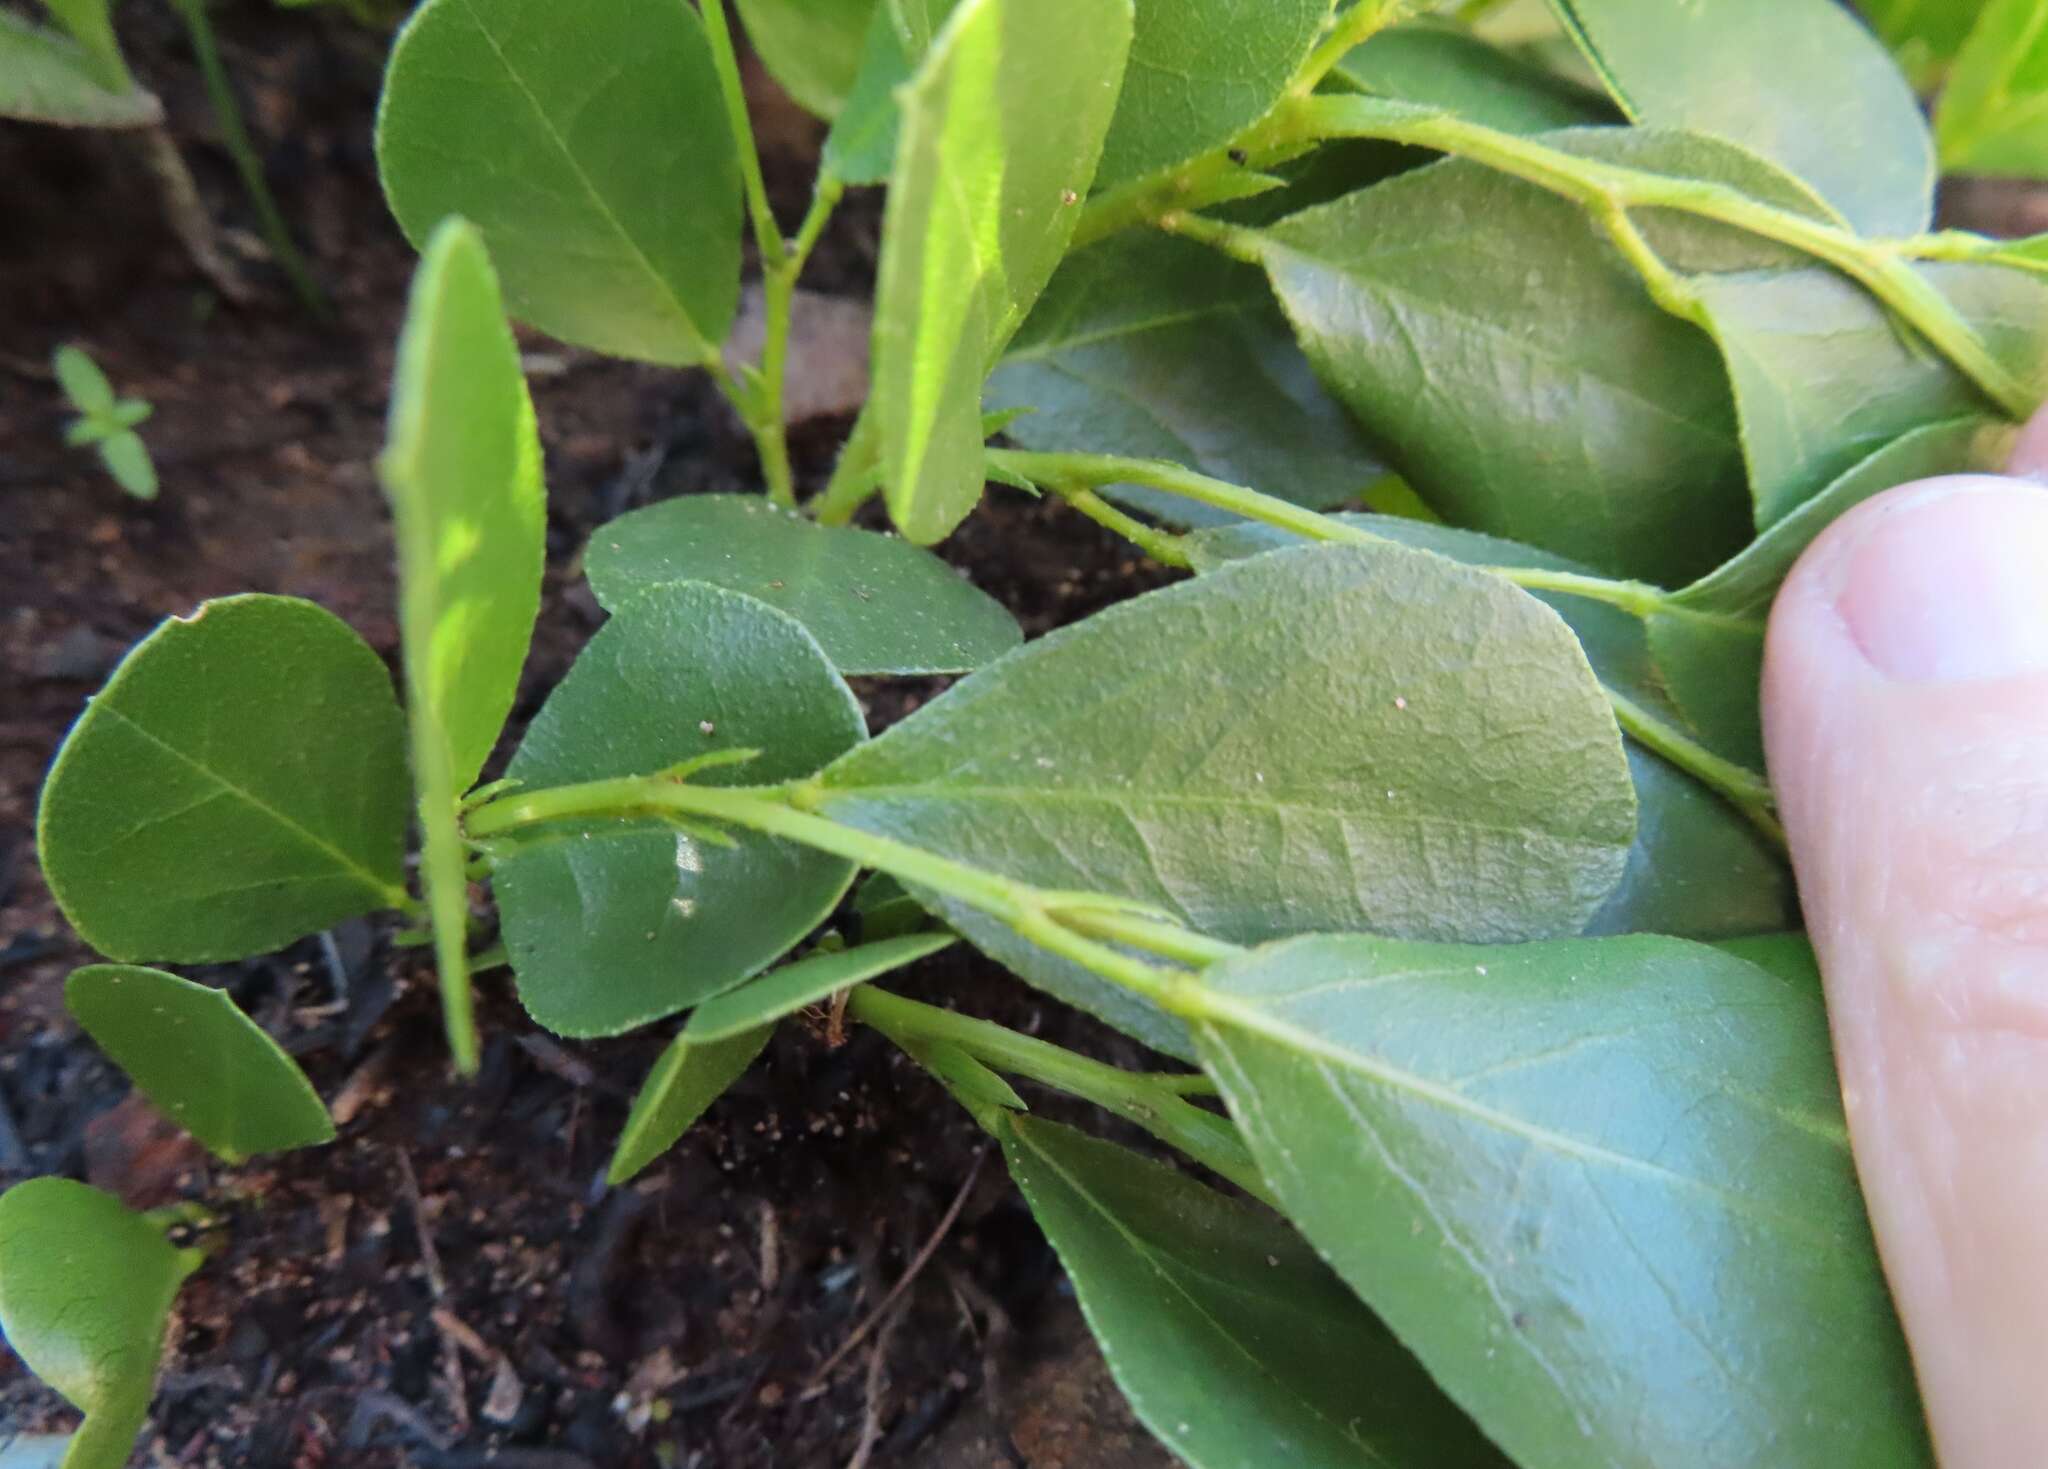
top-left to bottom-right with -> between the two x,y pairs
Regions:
37,595 -> 410,962
873,0 -> 1134,543
606,1026 -> 772,1184
820,542 -> 1635,1055
0,10 -> 157,127
1936,0 -> 2048,176
494,584 -> 864,1037
1188,515 -> 1795,939
376,0 -> 741,365
685,933 -> 956,1042
65,965 -> 335,1163
1194,932 -> 1930,1469
1249,152 -> 1750,583
734,0 -> 875,118
1091,0 -> 1324,188
1692,264 -> 2048,528
1004,1117 -> 1510,1469
585,495 -> 1019,675
986,233 -> 1383,527
1549,0 -> 1935,235
0,1179 -> 203,1469
1332,20 -> 1614,134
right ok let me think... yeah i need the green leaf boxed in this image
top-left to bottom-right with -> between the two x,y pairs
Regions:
1691,264 -> 2048,528
494,584 -> 865,1037
1332,19 -> 1615,134
606,1025 -> 772,1184
52,345 -> 114,414
585,495 -> 1019,675
684,933 -> 956,1042
65,964 -> 335,1164
95,431 -> 155,501
1861,0 -> 1983,88
852,871 -> 932,941
1548,0 -> 1935,236
734,0 -> 876,118
375,0 -> 742,365
107,399 -> 150,431
380,218 -> 546,1071
0,10 -> 157,128
1090,0 -> 1324,189
1248,152 -> 1751,583
0,1178 -> 203,1469
1715,930 -> 1822,985
1193,932 -> 1931,1469
820,1 -> 915,185
1187,515 -> 1794,939
36,595 -> 411,962
1003,1116 -> 1510,1469
896,1033 -> 1025,1116
38,0 -> 126,89
873,0 -> 1135,543
1936,0 -> 2048,176
985,233 -> 1383,528
819,542 -> 1635,1055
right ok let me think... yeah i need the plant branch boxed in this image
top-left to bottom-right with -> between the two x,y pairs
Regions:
699,0 -> 782,261
1035,479 -> 1193,567
847,987 -> 1273,1203
168,0 -> 328,321
750,177 -> 845,509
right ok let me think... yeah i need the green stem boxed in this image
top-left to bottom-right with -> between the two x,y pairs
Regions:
752,177 -> 844,509
168,0 -> 328,320
848,986 -> 1274,1203
1297,94 -> 2033,420
1292,0 -> 1413,98
699,0 -> 783,261
1037,480 -> 1193,567
986,447 -> 1785,842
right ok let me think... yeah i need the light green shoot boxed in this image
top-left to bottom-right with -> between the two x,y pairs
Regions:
53,344 -> 157,501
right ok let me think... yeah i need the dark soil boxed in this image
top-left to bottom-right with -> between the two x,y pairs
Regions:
0,6 -> 1179,1464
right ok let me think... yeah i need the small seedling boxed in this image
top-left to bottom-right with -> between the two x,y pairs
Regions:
17,1 -> 2048,1465
52,346 -> 157,501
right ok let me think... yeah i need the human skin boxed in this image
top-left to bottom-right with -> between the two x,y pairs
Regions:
1764,432 -> 2048,1466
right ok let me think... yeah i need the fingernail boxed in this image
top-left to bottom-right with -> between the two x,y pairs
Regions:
1836,479 -> 2048,683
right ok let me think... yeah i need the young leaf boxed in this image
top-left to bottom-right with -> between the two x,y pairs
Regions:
734,0 -> 876,119
52,345 -> 114,414
1691,264 -> 2048,528
0,9 -> 155,129
684,933 -> 956,1042
0,1179 -> 203,1469
872,0 -> 1135,543
380,217 -> 545,1072
820,2 -> 915,185
585,495 -> 1019,675
819,542 -> 1636,1055
36,595 -> 411,962
985,233 -> 1384,527
1090,0 -> 1325,189
95,432 -> 156,501
65,965 -> 335,1164
376,0 -> 742,365
895,1034 -> 1024,1116
493,584 -> 865,1037
1548,0 -> 1935,236
1192,932 -> 1931,1469
1331,20 -> 1615,135
1003,1117 -> 1511,1469
1248,154 -> 1751,584
1862,0 -> 1982,87
39,0 -> 127,91
852,871 -> 930,942
1188,515 -> 1795,939
607,1025 -> 773,1185
1936,0 -> 2048,177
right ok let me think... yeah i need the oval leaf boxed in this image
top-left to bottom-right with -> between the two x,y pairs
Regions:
1191,932 -> 1931,1469
0,1179 -> 202,1469
1332,20 -> 1614,135
381,217 -> 546,1072
1937,0 -> 2048,177
986,233 -> 1384,527
376,0 -> 742,365
874,0 -> 1135,543
37,595 -> 411,962
65,965 -> 335,1164
1004,1116 -> 1510,1469
586,495 -> 1019,675
1091,0 -> 1325,189
607,1026 -> 772,1185
735,0 -> 876,118
685,933 -> 956,1042
819,542 -> 1636,1054
494,584 -> 864,1037
1549,0 -> 1934,236
0,12 -> 158,129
